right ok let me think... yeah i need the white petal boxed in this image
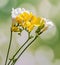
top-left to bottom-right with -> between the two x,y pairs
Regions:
16,8 -> 21,14
11,14 -> 16,18
44,18 -> 54,28
40,18 -> 57,40
14,9 -> 19,15
11,8 -> 30,19
22,8 -> 25,12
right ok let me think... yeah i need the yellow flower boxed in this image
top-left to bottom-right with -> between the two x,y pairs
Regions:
12,8 -> 45,32
16,12 -> 33,23
27,25 -> 34,32
15,12 -> 34,31
39,18 -> 45,29
25,21 -> 31,27
21,12 -> 30,21
21,12 -> 33,21
11,25 -> 20,32
22,21 -> 33,31
29,12 -> 33,20
30,16 -> 45,28
31,16 -> 40,26
25,21 -> 34,32
16,14 -> 24,25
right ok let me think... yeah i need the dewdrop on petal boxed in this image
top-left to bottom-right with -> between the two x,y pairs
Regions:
40,18 -> 56,39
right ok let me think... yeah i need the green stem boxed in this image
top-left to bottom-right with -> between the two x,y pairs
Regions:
5,29 -> 12,65
11,31 -> 43,65
7,32 -> 31,65
7,38 -> 30,65
11,35 -> 38,65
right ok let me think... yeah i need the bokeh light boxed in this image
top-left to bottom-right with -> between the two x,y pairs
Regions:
0,32 -> 7,45
19,3 -> 37,15
38,0 -> 52,18
15,51 -> 35,65
0,0 -> 9,8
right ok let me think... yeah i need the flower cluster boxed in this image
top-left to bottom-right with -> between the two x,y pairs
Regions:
11,8 -> 50,34
4,8 -> 54,65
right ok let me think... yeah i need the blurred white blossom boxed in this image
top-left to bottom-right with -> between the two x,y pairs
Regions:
0,32 -> 7,45
15,51 -> 36,65
40,18 -> 57,40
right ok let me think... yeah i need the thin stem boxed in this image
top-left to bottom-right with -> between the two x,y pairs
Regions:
17,35 -> 38,60
11,31 -> 43,65
7,32 -> 31,65
11,35 -> 38,65
5,29 -> 12,65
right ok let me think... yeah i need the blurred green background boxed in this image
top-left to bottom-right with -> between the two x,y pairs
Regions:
0,0 -> 60,65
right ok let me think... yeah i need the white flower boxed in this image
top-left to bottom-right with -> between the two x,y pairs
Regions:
41,18 -> 54,32
40,18 -> 56,39
11,8 -> 29,19
44,18 -> 54,28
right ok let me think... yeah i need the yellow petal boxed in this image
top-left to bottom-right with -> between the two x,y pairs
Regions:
22,21 -> 31,29
31,16 -> 37,23
27,25 -> 34,32
39,18 -> 45,27
31,16 -> 40,26
22,12 -> 30,21
16,14 -> 24,24
26,21 -> 31,27
29,12 -> 33,20
34,17 -> 41,26
11,26 -> 20,32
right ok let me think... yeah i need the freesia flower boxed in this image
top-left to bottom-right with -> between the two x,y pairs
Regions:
11,8 -> 53,34
39,18 -> 56,40
4,7 -> 54,65
40,18 -> 54,33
